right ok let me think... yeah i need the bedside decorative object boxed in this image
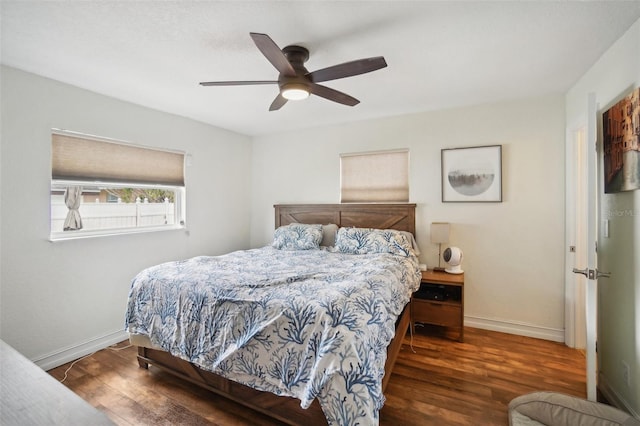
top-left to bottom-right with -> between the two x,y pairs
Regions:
430,222 -> 449,272
443,246 -> 464,274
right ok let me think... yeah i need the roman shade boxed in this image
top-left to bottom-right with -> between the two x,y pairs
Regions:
52,132 -> 184,186
340,149 -> 409,203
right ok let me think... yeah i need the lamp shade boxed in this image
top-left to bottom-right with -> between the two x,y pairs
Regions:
430,222 -> 450,244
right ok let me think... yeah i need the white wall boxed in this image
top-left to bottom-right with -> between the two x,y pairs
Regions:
0,66 -> 252,368
566,18 -> 640,415
251,95 -> 566,341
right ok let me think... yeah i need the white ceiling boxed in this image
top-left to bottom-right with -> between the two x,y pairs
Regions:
2,1 -> 640,136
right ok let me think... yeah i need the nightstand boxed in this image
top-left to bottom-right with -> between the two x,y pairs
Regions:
411,269 -> 464,342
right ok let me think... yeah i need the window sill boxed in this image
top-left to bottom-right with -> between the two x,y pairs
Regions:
49,224 -> 187,242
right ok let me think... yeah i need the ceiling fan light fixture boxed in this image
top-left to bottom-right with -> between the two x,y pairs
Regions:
281,83 -> 310,101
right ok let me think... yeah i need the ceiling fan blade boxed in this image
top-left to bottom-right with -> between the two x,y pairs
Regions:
307,56 -> 387,83
269,93 -> 288,111
250,32 -> 296,77
309,83 -> 359,106
199,80 -> 277,86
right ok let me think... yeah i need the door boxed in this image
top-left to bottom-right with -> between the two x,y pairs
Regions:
571,93 -> 610,401
566,124 -> 587,351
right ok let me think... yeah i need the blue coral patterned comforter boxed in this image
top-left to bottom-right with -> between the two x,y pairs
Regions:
125,246 -> 420,425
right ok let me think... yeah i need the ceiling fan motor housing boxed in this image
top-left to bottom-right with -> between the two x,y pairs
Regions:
282,45 -> 309,67
279,45 -> 311,94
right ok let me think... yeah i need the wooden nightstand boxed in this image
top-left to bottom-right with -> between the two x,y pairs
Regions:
411,269 -> 464,342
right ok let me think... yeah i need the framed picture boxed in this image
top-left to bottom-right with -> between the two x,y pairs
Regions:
441,145 -> 502,202
602,87 -> 640,193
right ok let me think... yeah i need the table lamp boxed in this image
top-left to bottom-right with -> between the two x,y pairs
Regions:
430,222 -> 450,272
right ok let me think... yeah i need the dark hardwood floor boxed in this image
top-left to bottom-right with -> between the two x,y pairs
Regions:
48,327 -> 586,425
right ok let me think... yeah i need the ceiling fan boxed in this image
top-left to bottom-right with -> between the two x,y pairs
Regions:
199,32 -> 387,111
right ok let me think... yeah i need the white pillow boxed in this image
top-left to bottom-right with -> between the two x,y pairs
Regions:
321,224 -> 339,247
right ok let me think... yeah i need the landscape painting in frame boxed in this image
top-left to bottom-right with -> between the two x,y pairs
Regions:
441,145 -> 502,202
603,87 -> 640,193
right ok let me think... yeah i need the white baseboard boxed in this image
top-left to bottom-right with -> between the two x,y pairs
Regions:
33,329 -> 129,371
465,315 -> 565,343
599,372 -> 640,418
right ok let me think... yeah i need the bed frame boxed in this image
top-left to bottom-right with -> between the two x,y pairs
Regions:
136,203 -> 417,425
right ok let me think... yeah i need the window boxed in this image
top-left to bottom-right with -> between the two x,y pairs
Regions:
50,130 -> 185,240
340,149 -> 409,202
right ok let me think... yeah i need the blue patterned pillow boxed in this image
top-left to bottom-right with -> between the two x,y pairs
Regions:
334,227 -> 415,257
272,224 -> 323,250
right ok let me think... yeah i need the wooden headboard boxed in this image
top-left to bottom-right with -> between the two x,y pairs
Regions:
274,203 -> 416,235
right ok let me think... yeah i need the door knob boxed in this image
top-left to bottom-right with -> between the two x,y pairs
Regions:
573,267 -> 588,277
573,267 -> 611,279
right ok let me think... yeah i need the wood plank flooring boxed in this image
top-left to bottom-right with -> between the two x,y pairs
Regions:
47,327 -> 586,425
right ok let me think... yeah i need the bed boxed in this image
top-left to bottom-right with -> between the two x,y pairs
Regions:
126,203 -> 419,425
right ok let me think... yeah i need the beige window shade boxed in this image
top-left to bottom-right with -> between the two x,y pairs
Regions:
341,150 -> 409,202
52,133 -> 184,186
